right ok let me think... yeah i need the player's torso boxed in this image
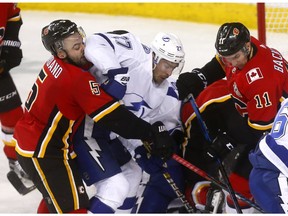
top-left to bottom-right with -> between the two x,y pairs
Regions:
225,41 -> 288,127
86,31 -> 169,119
15,57 -> 105,158
132,76 -> 180,126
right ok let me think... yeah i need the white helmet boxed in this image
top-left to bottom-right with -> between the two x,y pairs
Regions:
151,32 -> 185,74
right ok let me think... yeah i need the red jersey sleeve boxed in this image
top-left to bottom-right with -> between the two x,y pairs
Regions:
72,69 -> 120,121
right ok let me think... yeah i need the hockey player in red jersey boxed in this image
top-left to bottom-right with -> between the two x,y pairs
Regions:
176,22 -> 288,212
12,19 -> 175,213
0,3 -> 31,192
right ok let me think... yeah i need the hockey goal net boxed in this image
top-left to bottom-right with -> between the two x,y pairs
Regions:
257,3 -> 288,58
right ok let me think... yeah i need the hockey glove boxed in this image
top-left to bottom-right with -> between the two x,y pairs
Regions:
101,67 -> 130,100
134,145 -> 165,174
171,129 -> 186,145
205,132 -> 235,161
176,68 -> 207,100
150,121 -> 175,161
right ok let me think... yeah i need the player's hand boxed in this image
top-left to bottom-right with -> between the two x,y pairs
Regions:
205,132 -> 235,161
134,145 -> 165,174
176,68 -> 207,100
114,73 -> 130,86
101,67 -> 130,100
150,121 -> 175,161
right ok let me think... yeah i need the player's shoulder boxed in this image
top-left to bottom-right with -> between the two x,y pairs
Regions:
44,56 -> 91,80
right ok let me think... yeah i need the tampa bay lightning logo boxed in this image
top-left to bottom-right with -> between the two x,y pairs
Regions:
142,44 -> 151,54
162,36 -> 170,42
0,27 -> 5,41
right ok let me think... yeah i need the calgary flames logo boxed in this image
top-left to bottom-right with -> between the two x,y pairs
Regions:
42,27 -> 49,36
233,27 -> 240,36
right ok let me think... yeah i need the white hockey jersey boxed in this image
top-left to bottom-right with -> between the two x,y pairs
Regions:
85,31 -> 179,121
84,31 -> 181,150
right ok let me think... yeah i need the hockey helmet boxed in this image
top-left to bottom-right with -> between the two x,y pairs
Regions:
151,32 -> 185,74
215,22 -> 250,56
41,19 -> 85,55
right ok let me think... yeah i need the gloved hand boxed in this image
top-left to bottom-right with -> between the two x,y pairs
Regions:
171,129 -> 186,145
101,67 -> 130,99
134,145 -> 165,174
205,132 -> 235,161
113,72 -> 130,86
150,121 -> 175,161
176,68 -> 207,100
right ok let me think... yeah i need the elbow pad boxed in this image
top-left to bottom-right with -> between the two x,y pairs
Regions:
101,67 -> 130,100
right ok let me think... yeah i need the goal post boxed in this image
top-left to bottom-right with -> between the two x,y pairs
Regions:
257,2 -> 288,57
257,3 -> 266,45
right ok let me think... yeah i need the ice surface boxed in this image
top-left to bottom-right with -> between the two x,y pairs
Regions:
0,10 -> 282,213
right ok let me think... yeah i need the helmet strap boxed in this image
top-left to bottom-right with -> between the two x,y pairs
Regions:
152,52 -> 159,70
242,42 -> 251,57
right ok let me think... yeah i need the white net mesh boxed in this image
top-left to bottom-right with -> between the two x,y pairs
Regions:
265,3 -> 288,58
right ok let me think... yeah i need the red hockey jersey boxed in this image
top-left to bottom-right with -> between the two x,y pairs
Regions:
224,36 -> 288,131
13,56 -> 120,159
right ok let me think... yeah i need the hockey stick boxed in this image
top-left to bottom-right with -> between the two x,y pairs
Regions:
162,171 -> 195,213
186,93 -> 242,213
7,171 -> 36,195
142,141 -> 194,213
172,154 -> 264,213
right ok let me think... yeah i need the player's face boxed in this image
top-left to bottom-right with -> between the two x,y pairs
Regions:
153,59 -> 178,84
62,32 -> 88,67
220,49 -> 248,70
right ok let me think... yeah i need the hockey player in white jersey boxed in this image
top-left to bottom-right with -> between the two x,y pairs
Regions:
249,98 -> 288,213
73,31 -> 185,213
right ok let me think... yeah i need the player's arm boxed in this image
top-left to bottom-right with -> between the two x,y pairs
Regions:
97,104 -> 152,140
0,6 -> 23,74
97,104 -> 175,160
176,56 -> 225,100
100,67 -> 130,100
85,34 -> 130,100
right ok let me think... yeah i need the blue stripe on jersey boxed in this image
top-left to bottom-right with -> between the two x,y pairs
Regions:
266,134 -> 288,168
167,86 -> 178,99
96,33 -> 115,50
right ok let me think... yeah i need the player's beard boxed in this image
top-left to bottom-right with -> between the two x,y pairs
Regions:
66,55 -> 88,68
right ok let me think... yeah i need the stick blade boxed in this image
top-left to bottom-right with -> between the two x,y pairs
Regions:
7,171 -> 36,195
